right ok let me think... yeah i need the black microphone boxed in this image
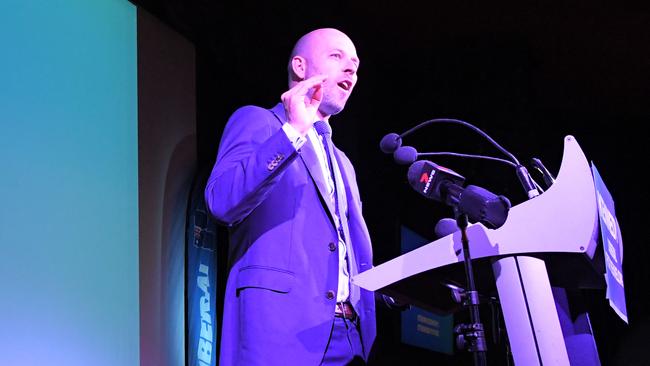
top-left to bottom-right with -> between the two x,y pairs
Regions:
379,133 -> 402,154
407,160 -> 466,205
407,160 -> 511,229
515,165 -> 540,199
531,157 -> 555,188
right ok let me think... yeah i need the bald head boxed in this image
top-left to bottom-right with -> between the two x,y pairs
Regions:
287,28 -> 358,85
285,28 -> 360,118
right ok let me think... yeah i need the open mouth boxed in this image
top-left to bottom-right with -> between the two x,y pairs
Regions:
337,80 -> 352,91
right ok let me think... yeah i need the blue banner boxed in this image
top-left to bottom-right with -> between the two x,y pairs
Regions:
187,172 -> 219,366
591,164 -> 628,323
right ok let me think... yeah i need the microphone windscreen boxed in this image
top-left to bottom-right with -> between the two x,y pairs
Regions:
394,146 -> 418,165
406,160 -> 427,185
379,133 -> 402,153
434,218 -> 458,238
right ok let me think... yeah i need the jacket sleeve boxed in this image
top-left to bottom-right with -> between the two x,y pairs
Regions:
204,105 -> 299,225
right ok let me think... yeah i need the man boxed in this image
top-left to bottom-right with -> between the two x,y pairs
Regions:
205,28 -> 375,365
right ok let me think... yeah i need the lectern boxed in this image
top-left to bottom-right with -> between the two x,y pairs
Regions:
353,136 -> 605,365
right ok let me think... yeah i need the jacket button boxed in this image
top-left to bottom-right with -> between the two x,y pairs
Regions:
328,242 -> 336,251
326,290 -> 335,300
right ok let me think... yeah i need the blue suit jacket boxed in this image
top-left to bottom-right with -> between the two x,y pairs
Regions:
205,103 -> 376,365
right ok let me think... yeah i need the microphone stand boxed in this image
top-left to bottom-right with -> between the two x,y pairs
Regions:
386,117 -> 552,365
454,211 -> 488,366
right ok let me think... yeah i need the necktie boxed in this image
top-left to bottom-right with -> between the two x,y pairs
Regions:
313,121 -> 360,308
313,121 -> 340,220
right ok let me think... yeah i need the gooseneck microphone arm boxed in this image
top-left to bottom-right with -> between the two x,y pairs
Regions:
417,152 -> 517,168
384,116 -> 547,198
401,118 -> 547,197
399,118 -> 520,165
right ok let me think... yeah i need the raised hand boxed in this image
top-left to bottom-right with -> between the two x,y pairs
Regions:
281,74 -> 327,135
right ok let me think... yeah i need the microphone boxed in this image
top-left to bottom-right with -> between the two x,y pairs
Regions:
382,118 -> 546,200
515,165 -> 540,199
380,118 -> 520,165
407,160 -> 511,229
407,160 -> 466,204
393,146 -> 418,165
379,133 -> 402,154
531,157 -> 555,188
434,218 -> 458,238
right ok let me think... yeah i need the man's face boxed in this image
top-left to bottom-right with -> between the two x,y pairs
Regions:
304,30 -> 359,118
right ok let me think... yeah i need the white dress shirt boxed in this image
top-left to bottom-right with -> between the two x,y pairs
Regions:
282,122 -> 351,302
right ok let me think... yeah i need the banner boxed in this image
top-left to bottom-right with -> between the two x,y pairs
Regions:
187,170 -> 219,366
591,164 -> 628,323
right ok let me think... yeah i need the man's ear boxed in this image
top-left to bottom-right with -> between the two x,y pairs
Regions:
291,56 -> 306,80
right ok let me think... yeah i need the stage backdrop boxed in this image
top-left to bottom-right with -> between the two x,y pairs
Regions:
0,1 -> 139,365
137,7 -> 196,366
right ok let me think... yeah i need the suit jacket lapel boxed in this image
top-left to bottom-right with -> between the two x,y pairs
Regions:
299,138 -> 338,224
269,103 -> 338,226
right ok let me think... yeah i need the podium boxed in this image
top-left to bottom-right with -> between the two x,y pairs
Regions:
353,136 -> 605,365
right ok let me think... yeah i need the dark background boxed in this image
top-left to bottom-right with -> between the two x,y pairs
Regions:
133,1 -> 649,364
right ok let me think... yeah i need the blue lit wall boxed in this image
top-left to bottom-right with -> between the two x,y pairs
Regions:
0,1 -> 139,365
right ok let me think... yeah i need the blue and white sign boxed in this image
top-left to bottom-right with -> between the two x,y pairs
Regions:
401,306 -> 454,354
400,226 -> 454,354
591,164 -> 628,323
